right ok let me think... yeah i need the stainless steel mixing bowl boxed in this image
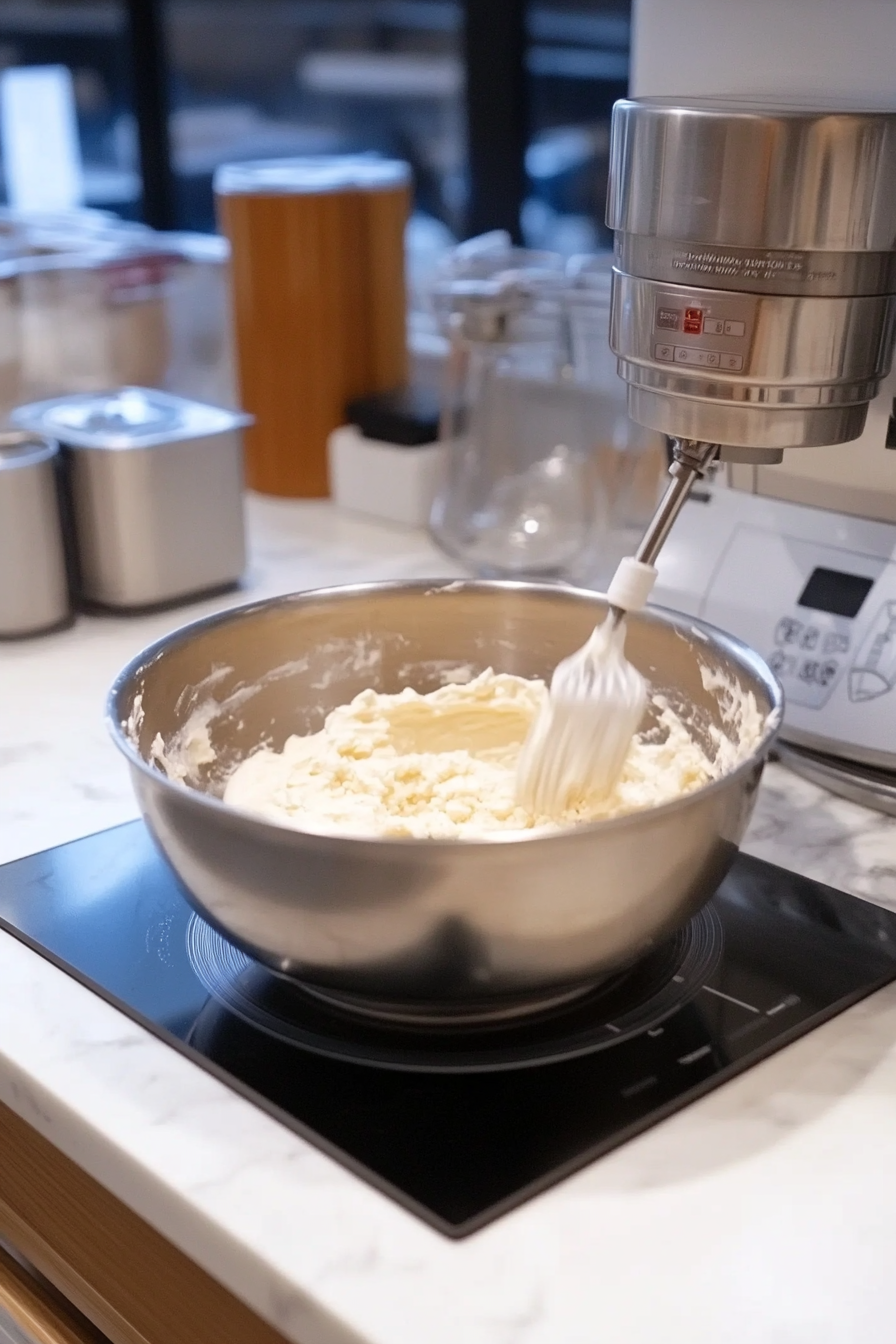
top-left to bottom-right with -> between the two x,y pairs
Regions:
108,581 -> 782,1023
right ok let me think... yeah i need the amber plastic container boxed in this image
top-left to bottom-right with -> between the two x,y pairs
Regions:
215,158 -> 410,498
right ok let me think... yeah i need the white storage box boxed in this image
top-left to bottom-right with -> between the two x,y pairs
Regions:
328,422 -> 447,528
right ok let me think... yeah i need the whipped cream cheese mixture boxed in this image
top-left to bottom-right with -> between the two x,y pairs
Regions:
221,668 -> 761,839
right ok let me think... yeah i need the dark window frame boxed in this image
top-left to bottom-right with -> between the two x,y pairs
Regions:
124,0 -> 626,237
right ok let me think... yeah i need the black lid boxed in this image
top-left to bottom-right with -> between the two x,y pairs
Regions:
346,387 -> 440,447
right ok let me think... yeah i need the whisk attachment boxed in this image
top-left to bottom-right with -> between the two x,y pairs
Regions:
516,608 -> 650,815
516,439 -> 720,818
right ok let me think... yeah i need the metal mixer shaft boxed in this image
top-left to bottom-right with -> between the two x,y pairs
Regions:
608,438 -> 718,624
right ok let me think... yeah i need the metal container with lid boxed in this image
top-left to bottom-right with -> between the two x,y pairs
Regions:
12,388 -> 250,610
606,97 -> 896,456
0,431 -> 70,637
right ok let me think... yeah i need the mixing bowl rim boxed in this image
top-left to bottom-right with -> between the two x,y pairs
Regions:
105,577 -> 783,850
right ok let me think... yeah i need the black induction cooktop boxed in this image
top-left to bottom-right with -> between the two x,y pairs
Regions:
1,821 -> 895,1238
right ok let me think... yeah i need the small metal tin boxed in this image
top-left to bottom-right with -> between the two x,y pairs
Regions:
12,388 -> 251,610
0,431 -> 71,637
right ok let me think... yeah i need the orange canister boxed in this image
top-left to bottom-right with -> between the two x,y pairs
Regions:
215,157 -> 410,497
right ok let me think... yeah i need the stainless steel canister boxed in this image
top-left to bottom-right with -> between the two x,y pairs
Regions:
11,388 -> 250,610
0,431 -> 70,636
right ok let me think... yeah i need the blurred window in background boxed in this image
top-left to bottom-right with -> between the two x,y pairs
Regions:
525,1 -> 629,255
0,0 -> 630,250
163,0 -> 466,248
0,1 -> 140,215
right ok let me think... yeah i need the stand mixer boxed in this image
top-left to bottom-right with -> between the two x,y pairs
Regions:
604,97 -> 896,809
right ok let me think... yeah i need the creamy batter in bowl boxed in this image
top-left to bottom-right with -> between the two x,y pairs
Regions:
221,670 -> 753,839
108,580 -> 782,1023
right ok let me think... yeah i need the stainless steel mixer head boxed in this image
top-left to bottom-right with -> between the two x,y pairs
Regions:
606,97 -> 896,462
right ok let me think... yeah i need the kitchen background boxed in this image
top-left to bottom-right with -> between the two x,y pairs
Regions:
0,0 -> 630,251
4,5 -> 896,1344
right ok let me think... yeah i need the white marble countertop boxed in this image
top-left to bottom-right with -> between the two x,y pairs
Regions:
2,494 -> 896,1344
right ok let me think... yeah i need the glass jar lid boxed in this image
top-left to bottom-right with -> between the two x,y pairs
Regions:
430,245 -> 566,345
214,155 -> 410,196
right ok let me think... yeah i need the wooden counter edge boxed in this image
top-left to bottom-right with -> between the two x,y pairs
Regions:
0,1098 -> 295,1344
0,1240 -> 106,1344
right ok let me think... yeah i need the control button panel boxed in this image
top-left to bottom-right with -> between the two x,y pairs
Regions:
702,525 -> 890,722
654,344 -> 743,371
675,346 -> 718,367
653,298 -> 751,372
693,318 -> 748,338
768,614 -> 846,704
775,616 -> 807,646
766,597 -> 896,708
766,603 -> 873,707
767,641 -> 841,706
823,631 -> 850,655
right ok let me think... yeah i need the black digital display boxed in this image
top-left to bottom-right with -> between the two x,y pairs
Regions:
797,566 -> 874,618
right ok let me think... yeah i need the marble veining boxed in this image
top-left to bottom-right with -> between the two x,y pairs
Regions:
1,495 -> 896,1343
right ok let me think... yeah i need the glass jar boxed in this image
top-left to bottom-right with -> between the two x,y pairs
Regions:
563,254 -> 666,584
429,242 -> 608,577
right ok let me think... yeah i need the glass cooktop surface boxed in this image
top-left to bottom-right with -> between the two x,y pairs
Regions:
1,821 -> 895,1237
